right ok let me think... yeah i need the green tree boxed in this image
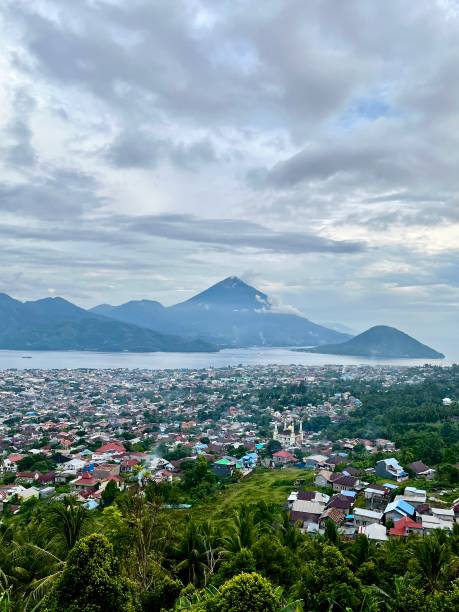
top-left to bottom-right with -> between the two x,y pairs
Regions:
212,572 -> 280,612
213,548 -> 256,587
293,544 -> 363,611
266,439 -> 282,457
42,533 -> 137,612
223,505 -> 258,553
409,535 -> 454,591
174,518 -> 208,586
43,500 -> 92,556
101,480 -> 119,506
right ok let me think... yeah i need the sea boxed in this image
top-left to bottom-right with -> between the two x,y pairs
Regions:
0,347 -> 457,370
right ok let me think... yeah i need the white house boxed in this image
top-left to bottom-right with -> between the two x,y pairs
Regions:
62,458 -> 86,473
431,507 -> 454,523
354,508 -> 383,528
16,486 -> 40,501
358,523 -> 388,541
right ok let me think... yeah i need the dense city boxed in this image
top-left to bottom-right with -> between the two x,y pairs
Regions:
1,363 -> 459,610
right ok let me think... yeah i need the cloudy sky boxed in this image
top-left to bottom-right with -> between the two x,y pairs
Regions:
1,0 -> 458,353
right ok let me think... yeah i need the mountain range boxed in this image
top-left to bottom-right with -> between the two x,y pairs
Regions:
0,293 -> 213,353
92,277 -> 349,348
302,325 -> 445,359
0,278 -> 445,357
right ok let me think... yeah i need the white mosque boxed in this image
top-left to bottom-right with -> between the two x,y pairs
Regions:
272,419 -> 304,447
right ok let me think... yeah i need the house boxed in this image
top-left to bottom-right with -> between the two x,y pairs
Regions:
39,486 -> 56,499
431,507 -> 454,523
420,515 -> 453,534
325,454 -> 348,469
72,470 -> 99,493
384,499 -> 416,523
304,454 -> 329,469
16,486 -> 40,501
95,441 -> 126,454
358,523 -> 388,542
364,485 -> 390,509
389,516 -> 422,537
3,453 -> 25,472
327,494 -> 354,513
272,450 -> 296,465
404,486 -> 427,500
407,461 -> 436,480
319,507 -> 345,527
375,458 -> 408,482
212,457 -> 240,478
15,471 -> 37,484
298,490 -> 330,504
332,474 -> 359,493
342,466 -> 361,478
120,458 -> 138,473
290,499 -> 325,528
62,458 -> 86,473
314,469 -> 334,487
354,508 -> 383,528
392,487 -> 427,509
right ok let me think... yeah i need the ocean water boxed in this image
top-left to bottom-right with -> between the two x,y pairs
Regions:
0,347 -> 457,370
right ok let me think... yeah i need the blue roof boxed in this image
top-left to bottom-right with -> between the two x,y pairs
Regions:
255,443 -> 265,449
84,500 -> 99,510
341,490 -> 356,498
398,500 -> 416,516
383,483 -> 398,490
384,458 -> 403,468
385,499 -> 415,517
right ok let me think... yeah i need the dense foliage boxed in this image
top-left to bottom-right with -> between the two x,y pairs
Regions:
2,491 -> 459,611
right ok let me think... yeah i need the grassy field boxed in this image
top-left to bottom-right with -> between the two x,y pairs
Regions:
183,468 -> 315,523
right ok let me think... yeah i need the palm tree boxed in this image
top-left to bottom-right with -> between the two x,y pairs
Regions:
223,505 -> 258,553
118,490 -> 170,591
42,499 -> 92,556
199,520 -> 224,584
411,535 -> 455,591
174,518 -> 208,586
12,543 -> 65,611
278,513 -> 303,553
350,533 -> 376,568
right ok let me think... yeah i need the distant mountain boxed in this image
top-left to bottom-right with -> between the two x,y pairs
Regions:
303,325 -> 444,359
91,300 -> 183,335
0,294 -> 215,353
93,277 -> 350,348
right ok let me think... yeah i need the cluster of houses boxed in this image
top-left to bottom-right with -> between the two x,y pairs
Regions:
287,455 -> 457,540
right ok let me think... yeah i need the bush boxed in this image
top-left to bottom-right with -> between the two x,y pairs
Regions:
42,533 -> 138,612
211,572 -> 280,612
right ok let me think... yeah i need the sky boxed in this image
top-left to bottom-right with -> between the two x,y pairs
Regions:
0,0 -> 458,354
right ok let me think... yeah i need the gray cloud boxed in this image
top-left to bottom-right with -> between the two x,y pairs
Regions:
0,212 -> 365,255
0,169 -> 105,219
105,128 -> 218,171
0,0 -> 458,348
121,213 -> 366,254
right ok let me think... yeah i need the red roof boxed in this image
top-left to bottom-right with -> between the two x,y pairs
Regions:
96,441 -> 126,453
273,451 -> 296,459
74,471 -> 98,486
389,516 -> 422,537
7,454 -> 25,463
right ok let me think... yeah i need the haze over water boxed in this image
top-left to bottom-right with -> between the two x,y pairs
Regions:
0,347 -> 457,371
